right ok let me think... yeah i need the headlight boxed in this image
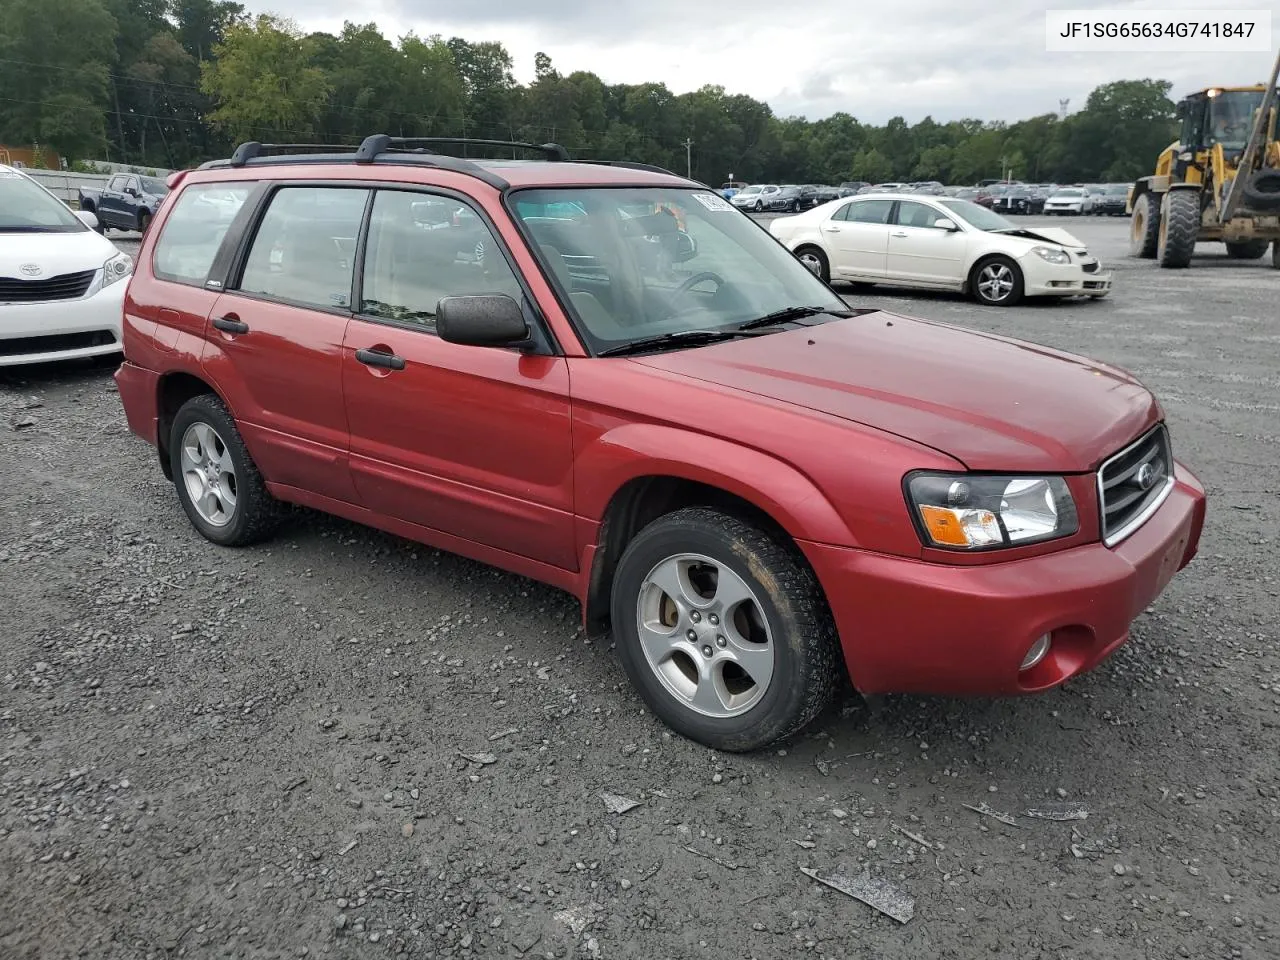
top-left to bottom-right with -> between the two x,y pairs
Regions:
905,473 -> 1078,550
1031,246 -> 1070,264
102,252 -> 133,287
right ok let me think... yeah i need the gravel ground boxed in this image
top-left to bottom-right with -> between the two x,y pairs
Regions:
2,216 -> 1278,960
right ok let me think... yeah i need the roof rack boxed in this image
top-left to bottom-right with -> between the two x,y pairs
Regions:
226,142 -> 356,167
353,135 -> 570,163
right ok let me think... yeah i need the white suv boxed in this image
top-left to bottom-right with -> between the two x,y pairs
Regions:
0,165 -> 133,366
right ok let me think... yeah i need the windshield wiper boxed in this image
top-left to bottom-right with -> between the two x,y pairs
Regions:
597,328 -> 767,357
736,305 -> 859,331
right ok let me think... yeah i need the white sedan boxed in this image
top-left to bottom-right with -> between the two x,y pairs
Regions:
1043,187 -> 1094,215
1,165 -> 133,365
767,192 -> 1112,306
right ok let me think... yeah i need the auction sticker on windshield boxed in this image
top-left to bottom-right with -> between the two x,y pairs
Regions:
692,192 -> 734,211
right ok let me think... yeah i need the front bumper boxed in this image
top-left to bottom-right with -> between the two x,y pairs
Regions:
801,461 -> 1206,697
0,279 -> 125,366
1020,254 -> 1113,297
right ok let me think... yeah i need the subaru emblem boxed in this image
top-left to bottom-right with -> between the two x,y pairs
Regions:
19,263 -> 42,277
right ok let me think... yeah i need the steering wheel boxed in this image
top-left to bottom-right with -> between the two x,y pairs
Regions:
665,271 -> 725,315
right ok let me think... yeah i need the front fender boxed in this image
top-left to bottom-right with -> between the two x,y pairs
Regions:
574,422 -> 859,547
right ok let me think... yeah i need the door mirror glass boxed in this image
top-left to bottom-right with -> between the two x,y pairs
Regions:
437,294 -> 530,347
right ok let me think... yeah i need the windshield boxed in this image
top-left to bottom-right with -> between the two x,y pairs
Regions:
737,185 -> 761,196
0,168 -> 86,233
1054,188 -> 1084,197
511,187 -> 850,354
1209,90 -> 1265,149
937,198 -> 1015,232
139,176 -> 168,195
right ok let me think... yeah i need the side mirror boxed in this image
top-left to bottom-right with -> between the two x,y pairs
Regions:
437,294 -> 530,348
935,218 -> 959,231
75,210 -> 99,230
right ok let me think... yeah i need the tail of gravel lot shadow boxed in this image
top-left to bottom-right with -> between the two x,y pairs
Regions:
0,353 -> 124,389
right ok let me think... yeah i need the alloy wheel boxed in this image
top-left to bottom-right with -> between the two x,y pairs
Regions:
180,421 -> 238,526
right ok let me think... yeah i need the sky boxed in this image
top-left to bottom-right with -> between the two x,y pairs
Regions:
266,0 -> 1279,125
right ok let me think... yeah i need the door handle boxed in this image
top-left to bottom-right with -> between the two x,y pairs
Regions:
891,231 -> 909,238
823,225 -> 841,232
213,315 -> 249,334
355,347 -> 406,371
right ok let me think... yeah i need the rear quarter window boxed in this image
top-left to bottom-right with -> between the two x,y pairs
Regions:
152,183 -> 254,286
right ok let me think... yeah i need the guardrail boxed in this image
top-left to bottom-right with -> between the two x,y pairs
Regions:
22,170 -> 114,207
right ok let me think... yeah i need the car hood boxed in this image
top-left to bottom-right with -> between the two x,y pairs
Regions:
0,229 -> 117,279
631,311 -> 1159,472
991,226 -> 1085,249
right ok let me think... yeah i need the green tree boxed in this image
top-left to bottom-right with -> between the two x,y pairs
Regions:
199,13 -> 331,143
0,0 -> 118,157
850,147 -> 893,182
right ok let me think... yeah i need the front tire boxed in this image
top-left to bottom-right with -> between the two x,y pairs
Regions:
137,210 -> 151,234
609,507 -> 839,753
794,245 -> 829,283
1157,189 -> 1199,268
971,255 -> 1024,307
1129,192 -> 1161,258
169,394 -> 282,547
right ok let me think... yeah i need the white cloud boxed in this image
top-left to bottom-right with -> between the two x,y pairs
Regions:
266,0 -> 1280,124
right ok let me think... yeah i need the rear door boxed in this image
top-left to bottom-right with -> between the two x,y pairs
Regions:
340,187 -> 577,570
823,198 -> 892,279
885,199 -> 967,286
200,183 -> 369,504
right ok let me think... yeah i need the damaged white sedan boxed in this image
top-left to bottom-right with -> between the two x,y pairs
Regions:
768,192 -> 1112,306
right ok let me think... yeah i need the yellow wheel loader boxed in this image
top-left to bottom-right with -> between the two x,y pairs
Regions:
1127,50 -> 1280,269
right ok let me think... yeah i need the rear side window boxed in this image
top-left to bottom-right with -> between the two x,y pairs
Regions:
152,184 -> 253,286
237,186 -> 368,310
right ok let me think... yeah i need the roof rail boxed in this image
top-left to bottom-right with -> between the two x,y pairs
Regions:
354,136 -> 570,162
572,159 -> 684,177
227,141 -> 357,167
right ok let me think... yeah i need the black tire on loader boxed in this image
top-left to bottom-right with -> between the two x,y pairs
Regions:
1129,191 -> 1161,258
1157,189 -> 1199,268
1225,239 -> 1270,259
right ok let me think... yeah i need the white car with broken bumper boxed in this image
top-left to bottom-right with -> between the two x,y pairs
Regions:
768,192 -> 1112,306
1,164 -> 132,366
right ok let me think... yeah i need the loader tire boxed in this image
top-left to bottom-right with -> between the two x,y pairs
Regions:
1157,190 -> 1198,268
1272,242 -> 1280,270
1129,192 -> 1161,258
1241,170 -> 1280,212
1225,239 -> 1270,260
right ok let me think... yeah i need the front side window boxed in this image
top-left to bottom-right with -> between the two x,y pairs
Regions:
0,168 -> 86,233
511,187 -> 849,353
360,190 -> 522,330
238,186 -> 368,310
895,200 -> 950,229
153,183 -> 254,285
938,199 -> 1015,232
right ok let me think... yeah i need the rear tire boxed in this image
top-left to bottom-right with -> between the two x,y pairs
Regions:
609,507 -> 840,753
1157,190 -> 1199,268
1242,170 -> 1280,211
1225,239 -> 1269,260
1272,242 -> 1280,270
1129,192 -> 1161,258
169,394 -> 283,547
794,245 -> 829,283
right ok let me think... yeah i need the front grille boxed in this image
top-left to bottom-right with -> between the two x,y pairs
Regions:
0,330 -> 116,358
1097,424 -> 1174,546
0,269 -> 96,303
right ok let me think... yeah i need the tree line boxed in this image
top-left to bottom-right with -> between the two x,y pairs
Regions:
0,0 -> 1181,185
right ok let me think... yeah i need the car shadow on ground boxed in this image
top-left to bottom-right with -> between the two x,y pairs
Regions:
0,354 -> 122,389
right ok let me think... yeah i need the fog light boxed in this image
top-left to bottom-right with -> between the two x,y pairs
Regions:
1020,634 -> 1051,671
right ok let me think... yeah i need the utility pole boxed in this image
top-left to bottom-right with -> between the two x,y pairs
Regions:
682,138 -> 693,178
1059,98 -> 1070,120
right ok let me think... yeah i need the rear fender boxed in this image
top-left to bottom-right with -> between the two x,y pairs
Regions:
574,423 -> 858,547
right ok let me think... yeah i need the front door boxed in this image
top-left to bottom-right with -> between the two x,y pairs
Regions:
341,188 -> 577,570
200,183 -> 369,504
823,197 -> 893,279
885,200 -> 967,285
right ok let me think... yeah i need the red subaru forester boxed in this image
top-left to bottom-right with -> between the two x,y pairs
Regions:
114,136 -> 1206,752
